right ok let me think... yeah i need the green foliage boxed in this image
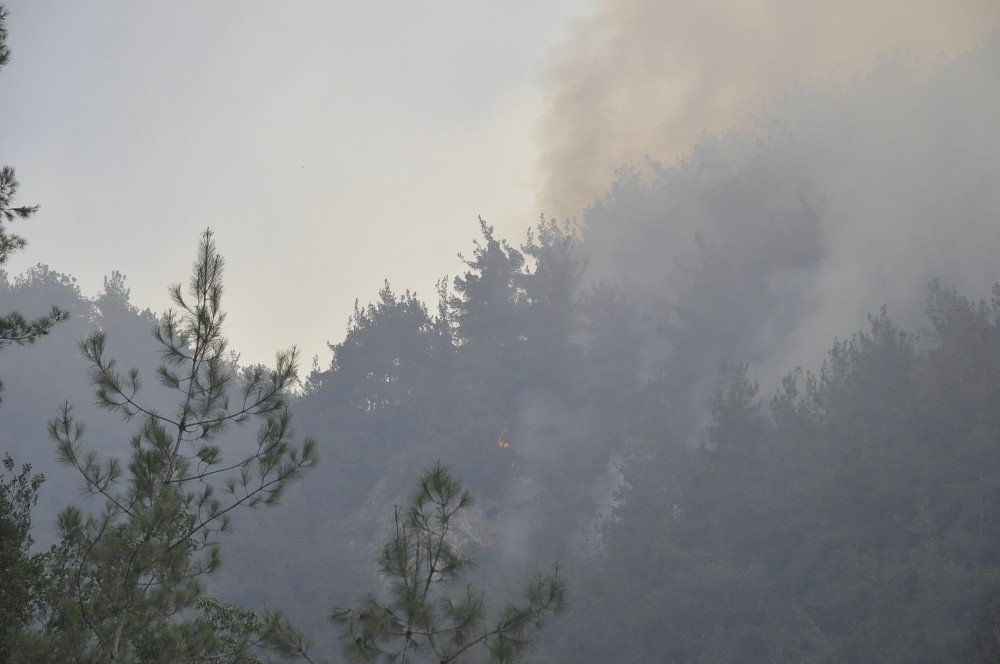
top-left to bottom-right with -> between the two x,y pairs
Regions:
0,5 -> 67,394
567,286 -> 1000,662
30,230 -> 317,661
0,303 -> 68,350
0,6 -> 9,70
196,596 -> 266,663
450,218 -> 526,351
0,454 -> 47,663
0,165 -> 35,262
264,462 -> 565,663
0,6 -> 38,264
324,281 -> 444,415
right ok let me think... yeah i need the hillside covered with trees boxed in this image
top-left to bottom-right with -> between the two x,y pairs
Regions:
3,6 -> 1000,663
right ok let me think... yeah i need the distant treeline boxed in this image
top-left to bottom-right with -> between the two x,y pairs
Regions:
3,25 -> 1000,664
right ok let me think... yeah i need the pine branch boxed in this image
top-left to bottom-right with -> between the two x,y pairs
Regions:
46,229 -> 317,659
333,463 -> 565,664
0,306 -> 68,347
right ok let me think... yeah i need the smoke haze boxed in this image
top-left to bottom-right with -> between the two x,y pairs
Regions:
538,0 -> 1000,220
5,3 -> 1000,661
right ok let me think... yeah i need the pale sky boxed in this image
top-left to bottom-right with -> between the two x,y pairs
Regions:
1,1 -> 598,367
4,1 -> 997,370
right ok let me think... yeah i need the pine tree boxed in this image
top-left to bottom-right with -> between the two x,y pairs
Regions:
450,218 -> 526,353
0,454 -> 46,663
329,461 -> 565,663
0,5 -> 67,388
0,8 -> 68,658
35,230 -> 317,661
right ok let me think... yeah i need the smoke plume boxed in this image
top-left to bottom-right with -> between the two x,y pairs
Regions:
538,0 -> 1000,220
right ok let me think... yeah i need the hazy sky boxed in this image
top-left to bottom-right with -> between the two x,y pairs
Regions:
539,0 -> 1000,218
3,1 -> 998,368
1,1 -> 596,366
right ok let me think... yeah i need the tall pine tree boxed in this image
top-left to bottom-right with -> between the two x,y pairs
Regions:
29,230 -> 317,661
0,5 -> 67,390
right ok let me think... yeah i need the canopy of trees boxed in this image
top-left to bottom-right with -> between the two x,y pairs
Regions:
3,8 -> 1000,663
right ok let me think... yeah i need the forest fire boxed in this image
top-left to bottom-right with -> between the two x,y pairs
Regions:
2,3 -> 997,661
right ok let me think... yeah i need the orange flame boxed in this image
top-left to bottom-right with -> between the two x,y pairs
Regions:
497,425 -> 511,449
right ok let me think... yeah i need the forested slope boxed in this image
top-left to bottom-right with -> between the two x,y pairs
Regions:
2,30 -> 1000,664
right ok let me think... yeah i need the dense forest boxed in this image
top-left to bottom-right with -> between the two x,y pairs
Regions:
3,7 -> 1000,663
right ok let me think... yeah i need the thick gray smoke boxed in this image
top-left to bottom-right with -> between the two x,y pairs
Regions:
492,32 -> 1000,574
539,0 -> 1000,221
559,34 -> 1000,396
